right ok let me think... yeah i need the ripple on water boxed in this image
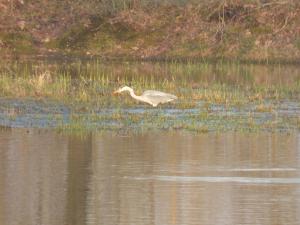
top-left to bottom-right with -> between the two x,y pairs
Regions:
126,175 -> 300,184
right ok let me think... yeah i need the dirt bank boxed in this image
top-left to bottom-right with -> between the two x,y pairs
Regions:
1,0 -> 300,62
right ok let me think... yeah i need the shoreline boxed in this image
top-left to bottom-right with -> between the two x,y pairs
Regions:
2,52 -> 300,66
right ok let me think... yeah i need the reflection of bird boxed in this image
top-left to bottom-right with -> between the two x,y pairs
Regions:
113,86 -> 177,107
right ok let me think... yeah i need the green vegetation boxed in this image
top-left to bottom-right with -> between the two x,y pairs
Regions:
0,32 -> 35,54
1,1 -> 300,134
0,60 -> 299,133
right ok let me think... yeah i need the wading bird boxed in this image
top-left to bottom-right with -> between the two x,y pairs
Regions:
113,86 -> 177,107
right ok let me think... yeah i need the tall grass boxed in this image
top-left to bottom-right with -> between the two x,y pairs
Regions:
0,60 -> 299,108
0,60 -> 300,132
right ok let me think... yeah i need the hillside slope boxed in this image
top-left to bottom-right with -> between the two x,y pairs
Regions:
1,0 -> 300,62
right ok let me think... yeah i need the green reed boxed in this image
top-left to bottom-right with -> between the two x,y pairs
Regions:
0,60 -> 299,106
0,60 -> 299,133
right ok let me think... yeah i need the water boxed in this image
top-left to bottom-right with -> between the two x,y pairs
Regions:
1,60 -> 300,224
1,128 -> 300,225
0,61 -> 300,132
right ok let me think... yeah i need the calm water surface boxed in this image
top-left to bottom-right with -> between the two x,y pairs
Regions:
1,129 -> 300,225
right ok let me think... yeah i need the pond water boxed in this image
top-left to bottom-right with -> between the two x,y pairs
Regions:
1,60 -> 300,224
1,128 -> 300,225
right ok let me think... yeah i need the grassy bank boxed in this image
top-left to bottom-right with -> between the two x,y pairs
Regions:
1,0 -> 300,62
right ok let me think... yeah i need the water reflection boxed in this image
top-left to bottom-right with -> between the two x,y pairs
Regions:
1,129 -> 300,225
0,129 -> 69,225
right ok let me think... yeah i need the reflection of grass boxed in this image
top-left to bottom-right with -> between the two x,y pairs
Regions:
0,61 -> 300,133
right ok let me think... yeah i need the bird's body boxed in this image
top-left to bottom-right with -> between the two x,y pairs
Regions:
114,86 -> 177,107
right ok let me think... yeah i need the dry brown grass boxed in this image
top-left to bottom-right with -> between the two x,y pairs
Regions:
1,0 -> 300,61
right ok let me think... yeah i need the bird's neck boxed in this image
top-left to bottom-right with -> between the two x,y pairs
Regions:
128,89 -> 142,101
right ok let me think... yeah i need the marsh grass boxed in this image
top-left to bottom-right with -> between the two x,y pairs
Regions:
0,60 -> 300,133
1,60 -> 299,104
255,103 -> 274,113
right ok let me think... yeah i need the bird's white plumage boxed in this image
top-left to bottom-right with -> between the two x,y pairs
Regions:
114,86 -> 177,107
143,90 -> 177,98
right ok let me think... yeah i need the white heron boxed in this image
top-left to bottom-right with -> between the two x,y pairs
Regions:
113,86 -> 178,107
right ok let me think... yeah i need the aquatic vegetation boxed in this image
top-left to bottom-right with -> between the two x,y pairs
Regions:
0,60 -> 299,133
255,104 -> 274,113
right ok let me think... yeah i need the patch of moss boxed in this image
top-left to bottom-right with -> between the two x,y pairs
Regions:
239,37 -> 255,56
86,21 -> 144,54
107,22 -> 139,41
294,37 -> 300,50
167,41 -> 205,58
139,30 -> 165,46
0,32 -> 35,54
87,32 -> 118,53
250,25 -> 273,35
57,25 -> 91,49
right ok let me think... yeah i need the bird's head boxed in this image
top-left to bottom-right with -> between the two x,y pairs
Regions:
113,86 -> 132,95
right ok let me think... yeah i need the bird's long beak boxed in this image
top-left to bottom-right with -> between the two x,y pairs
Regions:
113,90 -> 119,95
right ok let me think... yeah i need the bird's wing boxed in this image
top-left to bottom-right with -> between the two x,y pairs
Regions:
143,90 -> 177,99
